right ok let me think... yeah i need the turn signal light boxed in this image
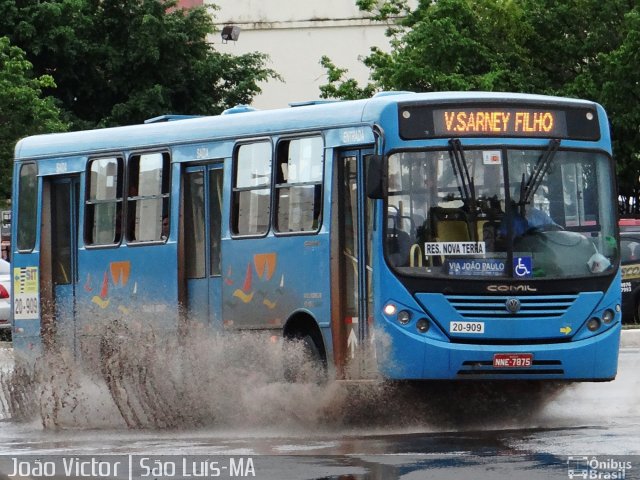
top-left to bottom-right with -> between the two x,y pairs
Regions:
587,317 -> 601,332
602,309 -> 614,324
416,318 -> 430,333
397,310 -> 411,325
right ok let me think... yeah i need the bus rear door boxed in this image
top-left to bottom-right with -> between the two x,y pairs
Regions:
182,163 -> 224,327
41,175 -> 80,350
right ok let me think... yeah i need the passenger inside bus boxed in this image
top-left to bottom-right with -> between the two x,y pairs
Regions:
161,216 -> 169,239
387,209 -> 412,267
525,202 -> 560,231
497,201 -> 559,240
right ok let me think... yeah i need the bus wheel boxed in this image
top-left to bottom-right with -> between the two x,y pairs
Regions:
284,333 -> 327,384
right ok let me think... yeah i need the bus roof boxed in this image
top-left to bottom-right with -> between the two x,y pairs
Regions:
14,91 -> 600,161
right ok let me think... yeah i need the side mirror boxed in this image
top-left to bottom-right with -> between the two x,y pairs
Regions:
366,154 -> 387,199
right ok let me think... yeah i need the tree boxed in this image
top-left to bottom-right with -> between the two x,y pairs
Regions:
321,0 -> 537,98
1,0 -> 278,128
321,0 -> 640,208
0,36 -> 67,202
594,6 -> 640,212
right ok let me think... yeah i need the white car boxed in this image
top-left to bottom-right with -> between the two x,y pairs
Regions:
0,258 -> 11,340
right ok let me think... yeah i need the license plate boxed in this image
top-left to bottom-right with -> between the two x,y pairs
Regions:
449,321 -> 484,334
493,353 -> 533,368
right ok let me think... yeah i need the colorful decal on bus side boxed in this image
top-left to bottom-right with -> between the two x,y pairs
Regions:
89,261 -> 132,310
229,253 -> 284,311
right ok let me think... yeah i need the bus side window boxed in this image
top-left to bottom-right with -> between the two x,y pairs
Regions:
85,157 -> 123,246
275,136 -> 323,233
17,163 -> 38,251
232,142 -> 272,236
127,152 -> 170,242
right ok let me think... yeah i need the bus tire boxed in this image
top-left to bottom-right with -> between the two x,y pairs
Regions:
284,333 -> 327,384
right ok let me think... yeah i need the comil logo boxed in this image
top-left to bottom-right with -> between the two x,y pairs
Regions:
567,456 -> 633,479
487,284 -> 537,293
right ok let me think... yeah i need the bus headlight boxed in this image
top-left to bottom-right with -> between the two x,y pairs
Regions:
602,309 -> 615,324
397,310 -> 411,325
587,317 -> 601,331
383,303 -> 397,316
416,318 -> 430,333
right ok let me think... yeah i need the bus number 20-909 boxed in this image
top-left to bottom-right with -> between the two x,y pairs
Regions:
449,321 -> 485,334
14,297 -> 39,316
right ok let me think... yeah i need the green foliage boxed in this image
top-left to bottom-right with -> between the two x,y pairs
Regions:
374,0 -> 535,92
323,0 -> 538,96
319,56 -> 376,100
597,6 -> 640,211
356,0 -> 411,24
321,0 -> 640,204
1,0 -> 278,129
0,36 -> 67,200
0,0 -> 280,203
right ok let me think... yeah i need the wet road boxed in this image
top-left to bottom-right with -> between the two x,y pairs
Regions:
0,345 -> 639,479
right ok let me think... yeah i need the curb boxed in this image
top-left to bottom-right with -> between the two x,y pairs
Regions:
621,328 -> 640,348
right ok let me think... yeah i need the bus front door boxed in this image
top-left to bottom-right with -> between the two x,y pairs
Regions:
333,150 -> 374,379
41,176 -> 80,351
183,164 -> 224,327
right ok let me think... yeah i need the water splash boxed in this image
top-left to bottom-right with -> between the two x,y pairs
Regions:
0,321 -> 567,432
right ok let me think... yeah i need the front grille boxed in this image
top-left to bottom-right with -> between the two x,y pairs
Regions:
445,294 -> 577,319
451,337 -> 572,345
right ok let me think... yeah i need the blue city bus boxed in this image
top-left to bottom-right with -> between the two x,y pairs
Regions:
10,92 -> 621,381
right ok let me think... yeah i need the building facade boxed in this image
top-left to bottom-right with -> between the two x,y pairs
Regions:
209,0 -> 403,109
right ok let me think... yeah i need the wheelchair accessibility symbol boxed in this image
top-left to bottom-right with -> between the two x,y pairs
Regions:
513,256 -> 532,278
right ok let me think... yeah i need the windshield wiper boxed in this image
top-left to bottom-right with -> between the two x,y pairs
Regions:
448,139 -> 476,208
520,138 -> 560,207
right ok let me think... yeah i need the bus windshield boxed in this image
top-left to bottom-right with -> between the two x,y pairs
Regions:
385,146 -> 617,279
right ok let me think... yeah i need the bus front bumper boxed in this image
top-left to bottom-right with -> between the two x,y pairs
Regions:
376,322 -> 621,381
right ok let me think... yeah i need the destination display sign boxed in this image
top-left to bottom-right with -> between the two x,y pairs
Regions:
398,103 -> 600,140
434,108 -> 566,136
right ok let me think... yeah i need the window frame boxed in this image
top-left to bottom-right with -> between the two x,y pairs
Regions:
382,145 -> 617,279
125,150 -> 171,245
84,155 -> 124,248
230,139 -> 273,238
273,134 -> 325,236
16,162 -> 38,253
